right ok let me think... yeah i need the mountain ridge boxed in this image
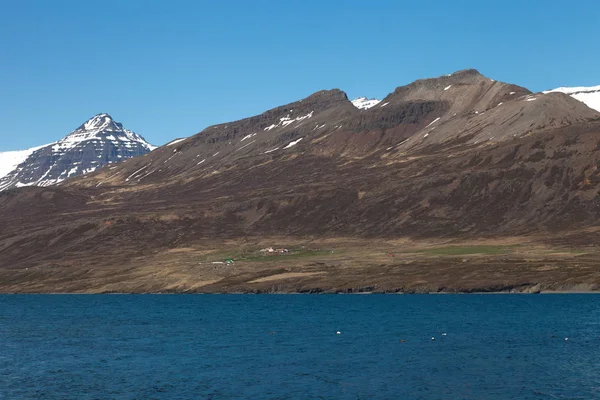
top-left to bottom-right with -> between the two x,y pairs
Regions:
71,70 -> 599,190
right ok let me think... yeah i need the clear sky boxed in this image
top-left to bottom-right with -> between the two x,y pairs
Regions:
1,0 -> 598,151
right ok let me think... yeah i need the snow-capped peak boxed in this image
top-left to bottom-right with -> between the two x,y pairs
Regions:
351,97 -> 381,110
57,113 -> 155,151
83,113 -> 114,131
543,85 -> 600,112
0,113 -> 156,191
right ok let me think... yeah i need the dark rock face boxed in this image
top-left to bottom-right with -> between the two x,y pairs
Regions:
0,114 -> 154,191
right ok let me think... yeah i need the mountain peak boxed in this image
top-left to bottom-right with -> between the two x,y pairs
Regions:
0,114 -> 155,191
65,113 -> 146,144
302,89 -> 349,105
79,113 -> 119,133
448,68 -> 483,78
412,68 -> 486,88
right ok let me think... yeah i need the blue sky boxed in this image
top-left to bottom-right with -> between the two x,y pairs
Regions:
1,0 -> 598,151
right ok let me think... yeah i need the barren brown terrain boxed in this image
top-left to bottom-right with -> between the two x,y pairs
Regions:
1,235 -> 600,293
2,69 -> 600,293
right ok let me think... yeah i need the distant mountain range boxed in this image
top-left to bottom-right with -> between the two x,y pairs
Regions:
0,114 -> 155,191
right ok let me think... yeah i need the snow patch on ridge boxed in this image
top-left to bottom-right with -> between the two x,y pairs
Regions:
265,112 -> 314,131
241,133 -> 257,142
167,138 -> 187,147
544,85 -> 600,112
283,138 -> 303,149
425,117 -> 441,128
351,97 -> 381,110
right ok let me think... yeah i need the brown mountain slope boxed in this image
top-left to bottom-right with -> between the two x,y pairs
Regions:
2,69 -> 600,293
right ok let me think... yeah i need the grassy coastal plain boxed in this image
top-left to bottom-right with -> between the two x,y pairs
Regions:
1,233 -> 599,294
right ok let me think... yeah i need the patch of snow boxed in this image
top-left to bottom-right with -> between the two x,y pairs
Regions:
197,159 -> 206,165
241,133 -> 257,142
125,165 -> 149,182
67,165 -> 79,177
167,138 -> 187,147
509,92 -> 516,95
15,181 -> 36,188
351,97 -> 381,110
380,102 -> 390,108
425,117 -> 440,128
569,92 -> 600,112
264,148 -> 279,154
444,85 -> 452,91
283,138 -> 303,149
264,111 -> 314,131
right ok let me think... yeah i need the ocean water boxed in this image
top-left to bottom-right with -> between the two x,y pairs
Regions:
0,295 -> 599,399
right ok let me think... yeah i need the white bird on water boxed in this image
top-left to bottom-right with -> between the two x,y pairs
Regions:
336,331 -> 341,335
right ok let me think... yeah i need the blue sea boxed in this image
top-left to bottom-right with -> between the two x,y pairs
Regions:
0,294 -> 599,399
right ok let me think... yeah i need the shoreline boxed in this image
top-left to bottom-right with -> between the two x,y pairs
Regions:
1,289 -> 599,295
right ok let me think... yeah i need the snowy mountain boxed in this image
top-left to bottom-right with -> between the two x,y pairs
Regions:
351,97 -> 381,110
0,114 -> 155,191
544,85 -> 600,112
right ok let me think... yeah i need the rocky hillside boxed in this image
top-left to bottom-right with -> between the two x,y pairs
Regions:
2,69 -> 600,293
0,114 -> 155,191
